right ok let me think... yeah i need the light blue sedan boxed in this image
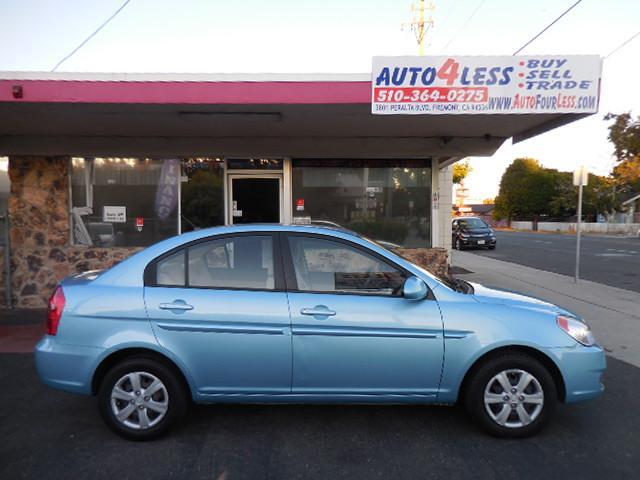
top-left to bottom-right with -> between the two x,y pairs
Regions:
35,225 -> 605,440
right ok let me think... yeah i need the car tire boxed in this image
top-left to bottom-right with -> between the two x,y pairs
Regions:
98,357 -> 189,441
455,238 -> 464,250
488,245 -> 496,250
464,353 -> 557,438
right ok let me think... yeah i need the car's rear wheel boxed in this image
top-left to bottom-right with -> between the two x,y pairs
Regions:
98,357 -> 188,440
464,353 -> 557,438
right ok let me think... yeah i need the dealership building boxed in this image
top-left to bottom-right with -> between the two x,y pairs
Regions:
0,58 -> 601,307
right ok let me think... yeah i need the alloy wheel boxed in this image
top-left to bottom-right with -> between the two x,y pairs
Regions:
483,369 -> 544,429
110,371 -> 169,430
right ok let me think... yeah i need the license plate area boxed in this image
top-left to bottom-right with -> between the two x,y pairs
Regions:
477,240 -> 485,245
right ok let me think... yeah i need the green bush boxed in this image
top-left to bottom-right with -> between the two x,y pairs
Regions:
347,219 -> 409,244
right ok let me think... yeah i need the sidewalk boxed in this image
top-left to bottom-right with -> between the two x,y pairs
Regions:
452,251 -> 640,368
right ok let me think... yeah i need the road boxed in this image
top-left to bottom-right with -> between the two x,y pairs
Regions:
467,231 -> 640,292
0,353 -> 638,480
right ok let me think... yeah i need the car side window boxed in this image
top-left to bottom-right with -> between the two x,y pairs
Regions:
287,236 -> 405,296
156,250 -> 186,287
188,235 -> 275,290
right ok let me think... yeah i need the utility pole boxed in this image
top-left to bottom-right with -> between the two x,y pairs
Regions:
573,166 -> 588,283
402,0 -> 435,55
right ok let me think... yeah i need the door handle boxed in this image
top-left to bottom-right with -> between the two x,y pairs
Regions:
300,307 -> 336,317
159,301 -> 194,311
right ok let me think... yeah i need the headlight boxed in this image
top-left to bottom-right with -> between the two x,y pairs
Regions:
557,315 -> 596,346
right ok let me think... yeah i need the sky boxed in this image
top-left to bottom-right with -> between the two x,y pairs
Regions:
1,0 -> 639,201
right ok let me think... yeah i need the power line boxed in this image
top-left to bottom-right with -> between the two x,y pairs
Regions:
605,30 -> 640,59
512,0 -> 583,55
51,0 -> 132,72
441,0 -> 487,52
437,0 -> 461,35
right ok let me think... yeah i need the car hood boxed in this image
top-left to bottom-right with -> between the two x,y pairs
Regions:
462,228 -> 492,234
469,282 -> 573,316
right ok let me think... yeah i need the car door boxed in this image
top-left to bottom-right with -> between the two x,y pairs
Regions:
283,233 -> 444,397
144,233 -> 292,396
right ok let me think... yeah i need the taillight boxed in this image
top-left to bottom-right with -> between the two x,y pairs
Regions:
47,286 -> 65,336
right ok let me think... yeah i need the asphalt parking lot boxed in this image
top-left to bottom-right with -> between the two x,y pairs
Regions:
1,353 -> 638,480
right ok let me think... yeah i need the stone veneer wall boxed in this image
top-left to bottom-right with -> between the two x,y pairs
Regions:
4,156 -> 450,308
6,156 -> 142,308
11,246 -> 143,308
395,247 -> 449,279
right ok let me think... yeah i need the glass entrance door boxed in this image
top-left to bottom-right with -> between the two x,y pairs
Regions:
230,176 -> 282,224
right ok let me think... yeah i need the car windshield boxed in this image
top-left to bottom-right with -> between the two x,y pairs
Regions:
458,218 -> 488,228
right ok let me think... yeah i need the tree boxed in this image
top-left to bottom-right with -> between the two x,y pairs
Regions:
453,160 -> 472,184
493,158 -> 557,221
549,171 -> 618,221
585,175 -> 619,218
547,170 -> 574,217
605,112 -> 640,193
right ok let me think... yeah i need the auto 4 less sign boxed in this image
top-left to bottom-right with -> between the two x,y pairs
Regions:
371,55 -> 601,114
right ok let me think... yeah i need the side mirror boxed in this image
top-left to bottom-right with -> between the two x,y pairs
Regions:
403,276 -> 428,301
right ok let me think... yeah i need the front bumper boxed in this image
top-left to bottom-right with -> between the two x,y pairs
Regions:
35,336 -> 103,395
459,236 -> 497,248
549,344 -> 606,403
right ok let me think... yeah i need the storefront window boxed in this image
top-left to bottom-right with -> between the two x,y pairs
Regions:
291,159 -> 432,248
181,158 -> 225,232
71,157 -> 180,247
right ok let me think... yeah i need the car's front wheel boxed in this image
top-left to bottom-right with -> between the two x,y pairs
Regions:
464,353 -> 557,438
98,357 -> 188,440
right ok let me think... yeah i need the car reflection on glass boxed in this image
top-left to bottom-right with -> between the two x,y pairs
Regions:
309,219 -> 402,250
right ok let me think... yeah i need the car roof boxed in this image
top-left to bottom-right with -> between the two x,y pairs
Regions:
184,223 -> 363,238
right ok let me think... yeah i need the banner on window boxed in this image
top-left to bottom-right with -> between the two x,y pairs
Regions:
371,55 -> 601,115
155,159 -> 180,221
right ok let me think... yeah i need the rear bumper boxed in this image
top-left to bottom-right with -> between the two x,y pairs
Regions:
35,336 -> 103,395
549,344 -> 606,403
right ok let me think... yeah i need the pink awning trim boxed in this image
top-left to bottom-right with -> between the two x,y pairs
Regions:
0,80 -> 371,104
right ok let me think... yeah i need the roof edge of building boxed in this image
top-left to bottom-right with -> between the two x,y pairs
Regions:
0,71 -> 371,83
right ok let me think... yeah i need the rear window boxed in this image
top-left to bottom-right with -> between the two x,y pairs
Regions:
188,236 -> 274,290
